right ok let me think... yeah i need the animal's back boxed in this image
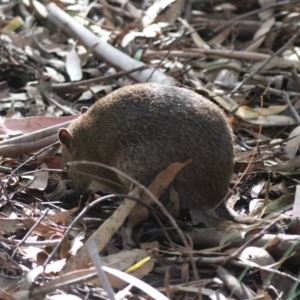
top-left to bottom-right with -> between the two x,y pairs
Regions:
66,83 -> 234,224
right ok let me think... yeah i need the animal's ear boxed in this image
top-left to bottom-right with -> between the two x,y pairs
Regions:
58,129 -> 75,154
81,106 -> 89,114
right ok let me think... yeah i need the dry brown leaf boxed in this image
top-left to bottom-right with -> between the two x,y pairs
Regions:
6,99 -> 15,119
128,261 -> 154,278
142,159 -> 193,206
0,219 -> 25,233
90,249 -> 150,288
0,288 -> 18,300
43,157 -> 66,169
47,207 -> 78,224
34,268 -> 94,293
22,218 -> 64,235
256,289 -> 273,300
258,0 -> 276,20
60,236 -> 71,260
159,0 -> 185,24
292,185 -> 300,218
26,163 -> 49,190
99,0 -> 115,27
140,241 -> 160,251
209,27 -> 232,45
181,263 -> 189,284
46,295 -> 82,300
179,17 -> 210,49
9,291 -> 28,300
127,159 -> 192,228
236,246 -> 294,297
165,185 -> 180,217
0,251 -> 21,277
260,56 -> 300,70
246,115 -> 296,126
102,266 -> 168,300
238,104 -> 288,119
245,17 -> 275,52
142,0 -> 175,27
285,125 -> 300,158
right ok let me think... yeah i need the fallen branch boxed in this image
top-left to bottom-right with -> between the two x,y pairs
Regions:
0,120 -> 73,157
47,3 -> 176,86
164,227 -> 300,265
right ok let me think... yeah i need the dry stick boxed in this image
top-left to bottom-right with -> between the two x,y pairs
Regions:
145,30 -> 186,83
193,16 -> 292,39
167,228 -> 300,265
0,176 -> 10,202
42,195 -> 126,271
87,239 -> 116,300
231,259 -> 300,285
0,120 -> 72,146
52,64 -> 154,94
232,95 -> 264,191
211,97 -> 265,214
18,167 -> 177,243
217,266 -> 254,300
271,154 -> 300,172
231,219 -> 280,260
257,84 -> 300,98
0,237 -> 60,246
43,91 -> 78,115
230,29 -> 300,96
143,49 -> 271,61
33,266 -> 168,300
213,0 -> 295,33
47,3 -> 175,85
242,22 -> 289,52
0,134 -> 59,158
283,91 -> 300,124
193,254 -> 300,285
11,208 -> 49,259
31,271 -> 100,298
6,141 -> 60,190
261,239 -> 300,299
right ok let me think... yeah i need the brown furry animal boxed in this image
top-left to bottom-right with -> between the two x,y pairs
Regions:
58,83 -> 257,226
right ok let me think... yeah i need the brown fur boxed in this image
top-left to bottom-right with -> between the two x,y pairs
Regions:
58,83 -> 257,226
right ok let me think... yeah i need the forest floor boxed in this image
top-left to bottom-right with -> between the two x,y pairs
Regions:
0,0 -> 300,299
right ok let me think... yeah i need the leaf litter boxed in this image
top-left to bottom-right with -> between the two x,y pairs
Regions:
0,0 -> 299,299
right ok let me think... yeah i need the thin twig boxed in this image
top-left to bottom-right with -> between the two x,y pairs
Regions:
87,239 -> 116,300
11,208 -> 49,259
283,91 -> 300,124
230,29 -> 300,96
213,0 -> 296,33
